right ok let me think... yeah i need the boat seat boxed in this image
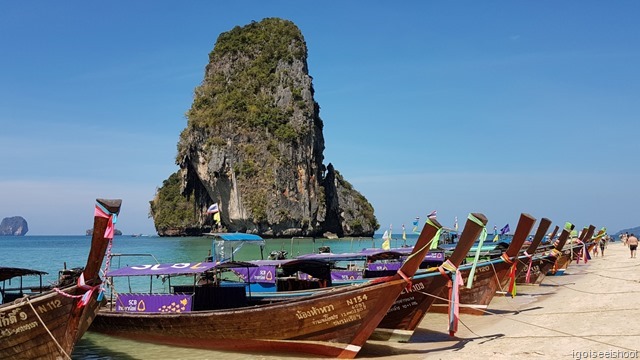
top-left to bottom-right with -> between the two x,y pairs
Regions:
2,292 -> 24,303
192,285 -> 247,311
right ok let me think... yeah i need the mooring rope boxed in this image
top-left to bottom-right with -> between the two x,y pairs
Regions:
543,277 -> 640,294
20,296 -> 72,360
416,287 -> 638,352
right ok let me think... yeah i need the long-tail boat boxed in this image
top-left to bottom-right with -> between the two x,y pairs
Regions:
1,268 -> 48,304
89,215 -> 444,358
0,198 -> 121,359
515,223 -> 572,285
550,224 -> 595,275
371,213 -> 487,341
428,213 -> 537,316
542,223 -> 576,276
511,218 -> 553,285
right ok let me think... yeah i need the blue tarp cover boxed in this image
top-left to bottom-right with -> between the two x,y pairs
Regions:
204,233 -> 265,242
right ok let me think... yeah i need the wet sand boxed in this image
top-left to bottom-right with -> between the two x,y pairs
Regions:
359,241 -> 640,359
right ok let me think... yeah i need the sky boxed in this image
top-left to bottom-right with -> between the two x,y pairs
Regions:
1,2 -> 639,236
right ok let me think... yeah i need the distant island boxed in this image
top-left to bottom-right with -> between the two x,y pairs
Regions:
0,216 -> 29,236
86,228 -> 123,236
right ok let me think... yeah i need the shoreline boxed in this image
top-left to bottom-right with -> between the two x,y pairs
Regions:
72,241 -> 640,359
358,241 -> 640,359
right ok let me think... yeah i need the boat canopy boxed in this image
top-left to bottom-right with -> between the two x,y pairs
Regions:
249,259 -> 332,280
204,232 -> 266,263
297,249 -> 406,262
0,267 -> 48,282
296,248 -> 444,263
204,233 -> 265,242
106,262 -> 219,277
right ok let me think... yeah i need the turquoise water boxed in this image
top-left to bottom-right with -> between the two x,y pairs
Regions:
0,234 -> 418,359
0,235 -> 416,288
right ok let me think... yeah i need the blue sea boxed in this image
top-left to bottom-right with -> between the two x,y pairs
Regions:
0,234 -> 419,359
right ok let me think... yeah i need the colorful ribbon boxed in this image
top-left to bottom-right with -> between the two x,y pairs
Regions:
524,251 -> 533,284
53,202 -> 117,309
501,253 -> 517,297
575,239 -> 588,264
397,270 -> 412,292
438,260 -> 461,336
427,218 -> 443,250
465,214 -> 488,289
95,202 -> 117,240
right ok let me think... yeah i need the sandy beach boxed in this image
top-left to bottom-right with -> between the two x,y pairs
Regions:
357,241 -> 640,360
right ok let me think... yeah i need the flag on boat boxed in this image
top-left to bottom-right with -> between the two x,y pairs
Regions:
454,216 -> 458,232
493,225 -> 498,235
412,217 -> 420,233
492,234 -> 500,242
500,223 -> 510,236
207,203 -> 220,214
427,210 -> 437,219
382,230 -> 391,250
402,224 -> 407,240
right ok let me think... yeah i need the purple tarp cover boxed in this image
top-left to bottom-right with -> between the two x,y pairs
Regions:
116,293 -> 193,313
367,262 -> 402,271
107,262 -> 218,277
297,248 -> 445,262
424,252 -> 445,260
230,266 -> 277,284
331,270 -> 364,281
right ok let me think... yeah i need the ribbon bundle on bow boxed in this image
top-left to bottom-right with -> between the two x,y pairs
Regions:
575,239 -> 588,264
501,253 -> 517,297
92,202 -> 118,306
54,202 -> 117,308
465,218 -> 488,289
524,251 -> 533,284
438,260 -> 462,336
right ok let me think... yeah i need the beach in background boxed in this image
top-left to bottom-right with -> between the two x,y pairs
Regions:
361,241 -> 640,360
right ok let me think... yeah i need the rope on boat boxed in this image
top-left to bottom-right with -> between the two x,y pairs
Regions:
20,296 -> 72,360
519,307 -> 640,316
488,261 -> 504,292
544,277 -> 640,294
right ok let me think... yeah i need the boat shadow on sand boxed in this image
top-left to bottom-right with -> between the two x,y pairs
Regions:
361,330 -> 505,357
477,305 -> 544,315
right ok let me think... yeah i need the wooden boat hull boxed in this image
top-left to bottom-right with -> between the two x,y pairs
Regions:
369,272 -> 441,341
91,277 -> 411,358
548,247 -> 578,275
372,212 -> 490,342
0,280 -> 103,359
428,213 -> 537,317
370,260 -> 508,339
429,259 -> 511,316
515,255 -> 557,285
0,198 -> 119,360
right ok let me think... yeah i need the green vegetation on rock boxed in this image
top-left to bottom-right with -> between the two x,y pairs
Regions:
152,17 -> 379,237
179,17 -> 307,161
150,171 -> 199,233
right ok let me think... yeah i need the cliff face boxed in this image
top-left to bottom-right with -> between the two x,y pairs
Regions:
0,216 -> 29,236
152,18 -> 378,237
